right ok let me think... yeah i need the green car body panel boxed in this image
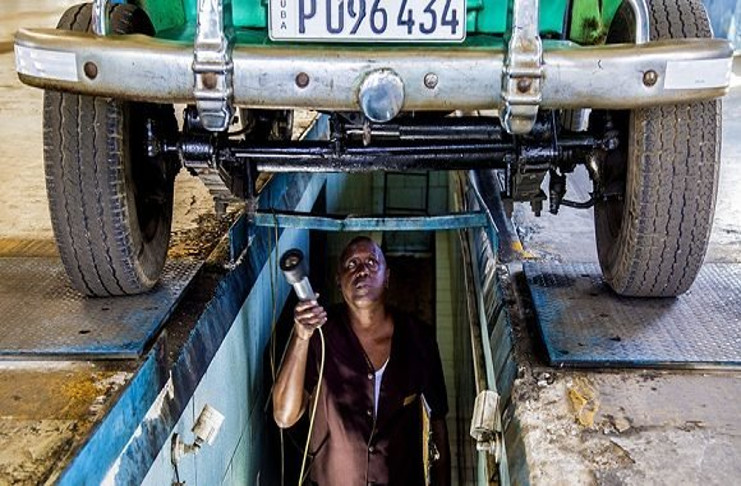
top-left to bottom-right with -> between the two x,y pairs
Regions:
129,0 -> 623,44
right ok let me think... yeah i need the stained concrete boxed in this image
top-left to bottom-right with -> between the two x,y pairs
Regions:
503,343 -> 741,485
504,64 -> 741,486
0,362 -> 136,485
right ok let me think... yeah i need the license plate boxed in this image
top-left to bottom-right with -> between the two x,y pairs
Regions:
269,0 -> 466,42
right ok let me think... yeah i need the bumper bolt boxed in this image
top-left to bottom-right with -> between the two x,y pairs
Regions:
295,72 -> 310,89
516,78 -> 532,93
202,72 -> 218,90
83,61 -> 98,80
424,73 -> 438,89
643,70 -> 659,87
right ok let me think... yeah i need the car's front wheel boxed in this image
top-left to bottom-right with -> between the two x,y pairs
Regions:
44,3 -> 179,296
594,0 -> 721,297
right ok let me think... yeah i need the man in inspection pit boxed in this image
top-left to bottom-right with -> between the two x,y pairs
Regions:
273,236 -> 451,486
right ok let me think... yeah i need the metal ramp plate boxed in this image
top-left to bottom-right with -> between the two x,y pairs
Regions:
0,257 -> 201,359
524,262 -> 741,368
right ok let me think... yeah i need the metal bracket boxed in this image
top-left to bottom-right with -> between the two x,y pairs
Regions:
92,0 -> 110,35
501,0 -> 543,135
469,390 -> 503,463
250,211 -> 489,232
193,0 -> 235,132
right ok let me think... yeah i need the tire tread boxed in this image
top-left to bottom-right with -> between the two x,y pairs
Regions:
44,3 -> 174,296
596,0 -> 720,296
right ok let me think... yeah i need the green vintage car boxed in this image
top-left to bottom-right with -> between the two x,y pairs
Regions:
13,0 -> 733,297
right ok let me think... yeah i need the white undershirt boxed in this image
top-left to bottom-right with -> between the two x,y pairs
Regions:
373,358 -> 389,417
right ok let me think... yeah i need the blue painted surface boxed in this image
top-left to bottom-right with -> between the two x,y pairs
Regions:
191,225 -> 309,486
58,346 -> 168,486
56,172 -> 325,485
300,113 -> 330,141
252,211 -> 488,232
490,306 -> 517,407
465,219 -> 519,485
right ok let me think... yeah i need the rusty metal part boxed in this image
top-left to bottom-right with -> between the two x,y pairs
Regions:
501,0 -> 543,135
643,70 -> 659,87
295,71 -> 310,88
424,72 -> 438,89
83,61 -> 97,80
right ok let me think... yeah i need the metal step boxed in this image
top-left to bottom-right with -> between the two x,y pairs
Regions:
525,262 -> 741,369
0,257 -> 200,359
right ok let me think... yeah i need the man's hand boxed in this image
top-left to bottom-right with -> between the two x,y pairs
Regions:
294,297 -> 327,341
274,296 -> 326,429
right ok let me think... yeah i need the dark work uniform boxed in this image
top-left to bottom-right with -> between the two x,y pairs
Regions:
303,305 -> 448,486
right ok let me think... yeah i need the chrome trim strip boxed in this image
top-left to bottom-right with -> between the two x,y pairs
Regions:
14,29 -> 733,113
627,0 -> 651,44
92,0 -> 109,36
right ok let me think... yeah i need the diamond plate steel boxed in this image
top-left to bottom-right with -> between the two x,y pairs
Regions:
524,262 -> 741,368
0,258 -> 201,359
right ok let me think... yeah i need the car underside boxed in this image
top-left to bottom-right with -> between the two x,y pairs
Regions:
12,0 -> 734,297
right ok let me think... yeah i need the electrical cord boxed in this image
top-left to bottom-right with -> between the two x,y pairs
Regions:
265,214 -> 285,486
298,326 -> 325,486
272,240 -> 325,485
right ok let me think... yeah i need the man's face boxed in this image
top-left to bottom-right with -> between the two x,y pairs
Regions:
337,240 -> 389,307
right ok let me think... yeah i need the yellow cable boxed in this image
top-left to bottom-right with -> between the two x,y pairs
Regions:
298,326 -> 325,486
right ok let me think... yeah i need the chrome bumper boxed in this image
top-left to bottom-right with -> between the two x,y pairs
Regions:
14,28 -> 733,113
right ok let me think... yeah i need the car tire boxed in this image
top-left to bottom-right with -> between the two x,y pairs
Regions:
594,0 -> 721,297
44,3 -> 179,296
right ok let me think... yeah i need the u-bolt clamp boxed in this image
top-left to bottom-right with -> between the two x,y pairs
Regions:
193,0 -> 236,132
501,0 -> 544,135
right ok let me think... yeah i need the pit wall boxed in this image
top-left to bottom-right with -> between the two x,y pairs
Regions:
137,227 -> 308,486
323,171 -> 450,285
87,174 -> 324,486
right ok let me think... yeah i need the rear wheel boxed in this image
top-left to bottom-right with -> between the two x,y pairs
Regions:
44,3 -> 179,296
594,0 -> 721,297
